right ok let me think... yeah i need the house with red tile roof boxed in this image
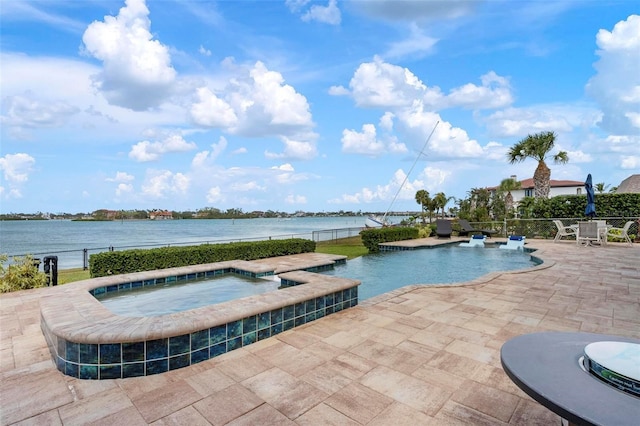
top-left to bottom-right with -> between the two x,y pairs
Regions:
488,175 -> 584,206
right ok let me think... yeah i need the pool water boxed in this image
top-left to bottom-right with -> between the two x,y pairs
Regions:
96,245 -> 537,317
322,245 -> 537,301
96,275 -> 280,317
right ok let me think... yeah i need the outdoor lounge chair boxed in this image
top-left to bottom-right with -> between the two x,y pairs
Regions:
458,219 -> 497,238
606,220 -> 634,246
459,234 -> 486,247
499,235 -> 526,250
553,220 -> 577,242
435,219 -> 452,238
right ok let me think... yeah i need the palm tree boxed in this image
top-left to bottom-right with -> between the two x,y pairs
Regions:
415,190 -> 430,224
506,131 -> 568,198
433,192 -> 454,218
595,182 -> 610,194
498,178 -> 522,215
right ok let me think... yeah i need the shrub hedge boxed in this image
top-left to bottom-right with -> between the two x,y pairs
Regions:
89,238 -> 316,277
360,227 -> 419,253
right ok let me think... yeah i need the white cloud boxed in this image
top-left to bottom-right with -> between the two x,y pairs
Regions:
190,87 -> 238,128
328,85 -> 350,96
190,61 -> 317,160
586,15 -> 640,135
301,0 -> 341,25
341,123 -> 407,156
192,137 -> 228,169
447,71 -> 513,109
141,170 -> 190,198
285,194 -> 307,204
349,57 -> 432,108
106,172 -> 135,182
272,163 -> 295,172
621,156 -> 640,169
0,153 -> 35,200
198,45 -> 212,56
330,168 -> 426,205
0,153 -> 35,183
231,181 -> 265,191
483,106 -> 575,137
384,23 -> 438,59
129,134 -> 197,162
1,93 -> 79,128
206,186 -> 224,203
564,150 -> 593,163
115,183 -> 133,196
82,0 -> 176,110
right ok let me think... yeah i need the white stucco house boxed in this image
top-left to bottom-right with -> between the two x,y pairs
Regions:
488,176 -> 585,205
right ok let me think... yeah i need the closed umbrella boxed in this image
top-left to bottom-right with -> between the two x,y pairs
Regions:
585,173 -> 596,218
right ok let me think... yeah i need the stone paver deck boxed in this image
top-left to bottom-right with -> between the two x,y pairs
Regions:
1,239 -> 639,425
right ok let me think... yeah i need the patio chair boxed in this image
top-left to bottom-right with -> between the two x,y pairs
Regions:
553,220 -> 576,242
577,221 -> 600,246
499,235 -> 526,250
458,219 -> 497,238
435,219 -> 452,239
459,234 -> 486,247
606,221 -> 634,246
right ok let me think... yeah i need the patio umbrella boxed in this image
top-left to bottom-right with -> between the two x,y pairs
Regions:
585,173 -> 596,218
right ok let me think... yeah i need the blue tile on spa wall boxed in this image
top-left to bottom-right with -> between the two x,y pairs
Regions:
192,347 -> 209,364
146,339 -> 168,360
169,354 -> 190,370
123,363 -> 145,378
66,341 -> 79,363
122,342 -> 145,363
210,325 -> 226,345
191,330 -> 208,351
100,365 -> 121,379
210,342 -> 226,358
146,359 -> 168,375
227,321 -> 242,339
100,343 -> 121,364
228,337 -> 242,351
169,334 -> 190,356
243,316 -> 257,334
283,305 -> 294,321
270,308 -> 283,324
65,361 -> 79,378
79,365 -> 98,380
79,344 -> 98,364
258,312 -> 270,330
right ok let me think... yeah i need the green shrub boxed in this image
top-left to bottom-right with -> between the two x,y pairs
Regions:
89,238 -> 316,277
0,254 -> 47,293
417,226 -> 432,238
360,227 -> 419,253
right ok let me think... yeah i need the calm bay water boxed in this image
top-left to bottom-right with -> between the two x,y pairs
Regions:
0,216 -> 403,269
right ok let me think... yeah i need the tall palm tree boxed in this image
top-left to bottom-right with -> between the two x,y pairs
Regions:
433,192 -> 454,218
498,177 -> 522,214
506,131 -> 568,199
415,190 -> 430,224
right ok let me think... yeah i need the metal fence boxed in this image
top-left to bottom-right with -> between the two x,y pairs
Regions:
469,217 -> 639,240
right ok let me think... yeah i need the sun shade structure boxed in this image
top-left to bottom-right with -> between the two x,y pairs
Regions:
585,174 -> 596,218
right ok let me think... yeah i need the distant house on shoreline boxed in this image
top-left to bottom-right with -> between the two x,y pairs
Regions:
149,210 -> 173,220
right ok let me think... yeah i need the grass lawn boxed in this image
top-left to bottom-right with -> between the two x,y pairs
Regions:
56,236 -> 367,285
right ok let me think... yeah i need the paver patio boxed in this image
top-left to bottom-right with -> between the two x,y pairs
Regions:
1,239 -> 639,425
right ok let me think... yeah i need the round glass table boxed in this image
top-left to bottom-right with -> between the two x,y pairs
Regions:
501,332 -> 640,426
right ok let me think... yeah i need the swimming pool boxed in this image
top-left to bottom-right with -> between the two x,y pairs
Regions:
323,245 -> 539,301
96,245 -> 537,318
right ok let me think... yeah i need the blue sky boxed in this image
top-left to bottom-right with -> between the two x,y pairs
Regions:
1,0 -> 638,214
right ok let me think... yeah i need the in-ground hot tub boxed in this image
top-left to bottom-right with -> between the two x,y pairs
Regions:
40,254 -> 358,380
